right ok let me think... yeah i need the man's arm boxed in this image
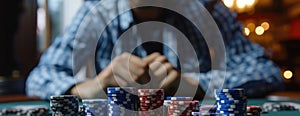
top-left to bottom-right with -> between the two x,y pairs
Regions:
26,1 -> 100,99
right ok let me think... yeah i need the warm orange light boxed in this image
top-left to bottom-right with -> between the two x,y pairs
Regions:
245,0 -> 256,6
283,70 -> 293,79
223,0 -> 234,8
247,23 -> 256,32
255,26 -> 265,35
244,27 -> 250,36
222,0 -> 257,13
261,22 -> 270,31
236,0 -> 246,9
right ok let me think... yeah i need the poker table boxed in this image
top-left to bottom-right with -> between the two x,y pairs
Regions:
0,99 -> 299,116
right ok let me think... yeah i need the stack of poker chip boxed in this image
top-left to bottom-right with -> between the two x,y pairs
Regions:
215,88 -> 247,116
246,106 -> 262,116
50,95 -> 79,116
167,97 -> 199,116
82,99 -> 107,116
107,87 -> 138,116
138,89 -> 164,116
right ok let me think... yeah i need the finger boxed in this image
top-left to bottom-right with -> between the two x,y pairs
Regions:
112,62 -> 137,84
160,70 -> 180,89
121,53 -> 148,77
123,53 -> 147,68
153,55 -> 168,62
143,52 -> 161,64
150,62 -> 173,78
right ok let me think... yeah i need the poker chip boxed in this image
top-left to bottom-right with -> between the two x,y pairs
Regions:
215,88 -> 247,116
50,95 -> 79,115
82,99 -> 107,116
0,107 -> 49,116
199,105 -> 217,113
138,89 -> 164,96
107,87 -> 138,116
246,106 -> 262,116
166,97 -> 193,101
138,89 -> 164,116
167,97 -> 199,116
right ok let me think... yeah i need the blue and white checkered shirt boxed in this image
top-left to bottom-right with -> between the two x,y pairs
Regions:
26,0 -> 284,99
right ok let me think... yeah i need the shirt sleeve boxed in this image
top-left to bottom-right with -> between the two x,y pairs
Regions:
184,1 -> 284,98
26,1 -> 101,99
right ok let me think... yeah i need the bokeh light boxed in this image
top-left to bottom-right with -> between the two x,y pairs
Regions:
244,27 -> 250,36
245,0 -> 256,6
236,0 -> 246,9
255,26 -> 265,35
223,0 -> 234,8
261,22 -> 270,31
247,23 -> 256,32
283,70 -> 293,80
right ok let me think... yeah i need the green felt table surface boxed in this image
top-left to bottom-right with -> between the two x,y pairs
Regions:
0,99 -> 299,116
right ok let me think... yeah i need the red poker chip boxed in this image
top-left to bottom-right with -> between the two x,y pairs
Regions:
247,106 -> 262,112
140,103 -> 163,107
140,100 -> 164,104
139,96 -> 164,101
138,93 -> 164,96
138,89 -> 164,96
138,89 -> 164,93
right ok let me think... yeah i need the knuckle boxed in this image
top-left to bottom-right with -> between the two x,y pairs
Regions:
122,52 -> 130,57
138,69 -> 146,76
131,75 -> 138,81
153,52 -> 161,56
165,63 -> 173,69
140,62 -> 148,68
158,56 -> 167,62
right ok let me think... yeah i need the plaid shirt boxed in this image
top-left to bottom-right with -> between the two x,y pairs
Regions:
26,0 -> 284,99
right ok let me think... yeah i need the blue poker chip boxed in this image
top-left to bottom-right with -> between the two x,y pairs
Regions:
215,97 -> 247,101
107,103 -> 136,110
215,88 -> 244,93
108,96 -> 136,101
107,87 -> 135,92
216,107 -> 245,111
166,96 -> 193,101
216,105 -> 245,109
215,93 -> 245,97
215,94 -> 245,98
216,99 -> 246,104
107,95 -> 137,99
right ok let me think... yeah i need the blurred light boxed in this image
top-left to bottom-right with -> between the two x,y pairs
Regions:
244,27 -> 250,36
261,22 -> 270,31
255,26 -> 265,35
236,0 -> 246,9
247,23 -> 256,32
283,70 -> 293,79
245,0 -> 255,6
222,0 -> 257,13
223,0 -> 234,8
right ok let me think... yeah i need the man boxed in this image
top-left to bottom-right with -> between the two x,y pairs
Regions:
26,0 -> 284,100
